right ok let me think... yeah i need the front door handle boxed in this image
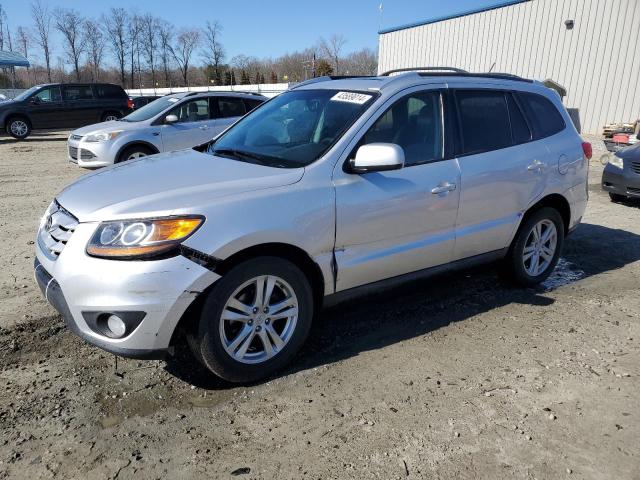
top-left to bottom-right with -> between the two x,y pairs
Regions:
527,159 -> 545,172
431,182 -> 457,194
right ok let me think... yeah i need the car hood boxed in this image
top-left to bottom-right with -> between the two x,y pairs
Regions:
72,120 -> 149,136
56,149 -> 305,222
0,99 -> 18,109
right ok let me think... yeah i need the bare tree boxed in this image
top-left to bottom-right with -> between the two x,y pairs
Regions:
319,34 -> 347,75
31,0 -> 53,81
170,28 -> 200,86
84,19 -> 105,81
201,20 -> 225,84
54,8 -> 86,81
126,14 -> 142,89
102,7 -> 128,87
157,20 -> 173,87
140,14 -> 159,89
15,26 -> 28,58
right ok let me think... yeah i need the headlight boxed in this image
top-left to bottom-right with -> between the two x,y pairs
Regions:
86,216 -> 204,259
84,131 -> 123,143
608,155 -> 624,169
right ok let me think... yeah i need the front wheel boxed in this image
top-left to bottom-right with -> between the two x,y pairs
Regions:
6,117 -> 31,139
189,257 -> 314,383
504,207 -> 565,287
609,192 -> 627,203
117,145 -> 154,163
102,112 -> 121,122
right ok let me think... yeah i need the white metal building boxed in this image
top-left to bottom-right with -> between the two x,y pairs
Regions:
378,0 -> 640,134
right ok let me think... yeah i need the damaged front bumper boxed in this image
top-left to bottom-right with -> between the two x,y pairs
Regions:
34,221 -> 220,358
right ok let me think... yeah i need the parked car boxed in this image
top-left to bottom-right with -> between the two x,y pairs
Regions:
67,92 -> 266,167
35,70 -> 590,383
130,95 -> 161,110
0,83 -> 132,139
601,143 -> 640,202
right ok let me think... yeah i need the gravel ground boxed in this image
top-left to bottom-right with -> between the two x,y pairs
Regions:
0,131 -> 638,479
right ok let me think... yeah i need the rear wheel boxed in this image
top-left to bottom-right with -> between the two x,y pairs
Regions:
117,145 -> 154,163
504,207 -> 564,287
189,257 -> 313,383
6,116 -> 31,139
609,192 -> 626,203
102,111 -> 121,122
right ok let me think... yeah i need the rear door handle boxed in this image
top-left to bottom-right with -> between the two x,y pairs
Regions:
431,182 -> 457,194
527,159 -> 544,171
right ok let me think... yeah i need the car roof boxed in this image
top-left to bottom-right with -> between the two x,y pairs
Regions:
292,70 -> 547,96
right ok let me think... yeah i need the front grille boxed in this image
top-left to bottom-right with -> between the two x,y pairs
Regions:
68,146 -> 78,160
38,201 -> 79,259
631,161 -> 640,175
627,187 -> 640,196
80,150 -> 95,160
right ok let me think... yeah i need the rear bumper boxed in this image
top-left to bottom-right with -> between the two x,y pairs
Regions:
602,164 -> 640,197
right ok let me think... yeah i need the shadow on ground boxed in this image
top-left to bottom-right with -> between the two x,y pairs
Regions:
160,222 -> 640,388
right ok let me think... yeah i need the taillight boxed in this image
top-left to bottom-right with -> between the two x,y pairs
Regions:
582,142 -> 592,160
127,98 -> 134,109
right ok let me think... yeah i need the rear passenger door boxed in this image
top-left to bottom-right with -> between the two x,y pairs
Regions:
211,96 -> 246,135
450,88 -> 550,260
62,85 -> 99,126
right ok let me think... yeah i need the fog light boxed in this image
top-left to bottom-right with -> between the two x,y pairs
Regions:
107,315 -> 127,338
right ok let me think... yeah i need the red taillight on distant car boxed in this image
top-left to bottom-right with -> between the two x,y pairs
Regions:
127,98 -> 134,109
582,142 -> 592,160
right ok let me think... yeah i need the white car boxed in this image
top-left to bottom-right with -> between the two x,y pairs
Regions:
67,91 -> 265,167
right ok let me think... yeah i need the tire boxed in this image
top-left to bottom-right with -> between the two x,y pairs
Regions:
102,111 -> 121,122
117,145 -> 154,163
504,207 -> 565,287
6,116 -> 31,139
609,192 -> 626,203
189,257 -> 314,383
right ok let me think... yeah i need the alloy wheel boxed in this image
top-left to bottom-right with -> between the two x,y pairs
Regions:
127,152 -> 147,160
104,115 -> 119,122
219,275 -> 298,364
522,219 -> 557,276
10,120 -> 28,137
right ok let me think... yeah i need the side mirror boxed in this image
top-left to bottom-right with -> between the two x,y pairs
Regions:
165,114 -> 178,124
349,143 -> 405,174
30,97 -> 41,105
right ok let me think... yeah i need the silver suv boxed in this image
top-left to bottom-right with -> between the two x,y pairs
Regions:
35,70 -> 590,383
67,91 -> 265,167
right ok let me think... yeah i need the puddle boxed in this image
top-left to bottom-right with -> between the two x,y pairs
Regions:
542,258 -> 585,291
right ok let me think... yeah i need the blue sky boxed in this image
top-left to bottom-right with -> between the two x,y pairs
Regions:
3,0 -> 505,59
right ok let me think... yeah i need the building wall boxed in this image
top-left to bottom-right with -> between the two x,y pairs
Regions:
378,0 -> 640,134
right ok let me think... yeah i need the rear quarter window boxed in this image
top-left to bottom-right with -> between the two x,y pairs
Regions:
94,84 -> 127,99
517,92 -> 565,139
456,90 -> 512,155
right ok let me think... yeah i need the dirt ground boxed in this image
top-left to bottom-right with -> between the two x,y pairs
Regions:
0,131 -> 638,479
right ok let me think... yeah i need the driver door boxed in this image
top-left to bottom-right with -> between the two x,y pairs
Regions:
160,98 -> 213,151
28,86 -> 66,129
333,87 -> 461,291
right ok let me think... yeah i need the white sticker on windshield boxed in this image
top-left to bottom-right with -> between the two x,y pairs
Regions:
330,91 -> 372,104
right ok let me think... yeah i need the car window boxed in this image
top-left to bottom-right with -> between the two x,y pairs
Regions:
456,90 -> 511,155
94,84 -> 126,99
244,99 -> 263,112
168,99 -> 210,123
209,89 -> 376,168
63,85 -> 94,101
217,97 -> 246,118
507,93 -> 532,144
360,91 -> 443,166
34,86 -> 62,103
517,92 -> 565,139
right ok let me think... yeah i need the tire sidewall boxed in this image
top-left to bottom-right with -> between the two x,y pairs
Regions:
196,257 -> 314,383
7,117 -> 31,139
117,145 -> 152,163
509,207 -> 565,286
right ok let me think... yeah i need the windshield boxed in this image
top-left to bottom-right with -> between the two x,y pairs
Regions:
13,86 -> 41,101
121,95 -> 180,122
208,89 -> 376,168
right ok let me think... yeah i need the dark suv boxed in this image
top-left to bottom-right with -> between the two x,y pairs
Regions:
1,83 -> 132,139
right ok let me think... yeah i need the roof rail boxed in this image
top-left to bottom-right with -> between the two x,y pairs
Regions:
290,75 -> 375,90
380,66 -> 468,76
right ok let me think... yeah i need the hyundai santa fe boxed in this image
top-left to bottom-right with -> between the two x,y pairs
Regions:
35,69 -> 591,383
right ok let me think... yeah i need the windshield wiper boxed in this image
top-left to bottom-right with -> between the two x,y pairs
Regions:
212,148 -> 292,169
